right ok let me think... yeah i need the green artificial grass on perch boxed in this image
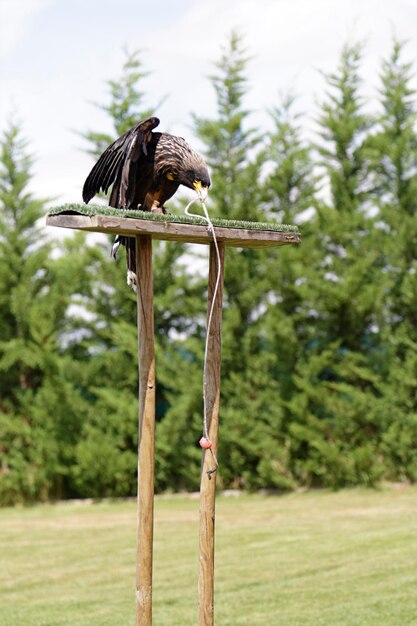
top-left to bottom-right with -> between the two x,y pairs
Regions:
48,203 -> 299,234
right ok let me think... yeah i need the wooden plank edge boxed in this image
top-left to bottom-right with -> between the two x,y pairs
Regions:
46,213 -> 301,248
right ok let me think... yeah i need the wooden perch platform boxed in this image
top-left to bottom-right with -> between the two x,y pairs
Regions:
46,204 -> 301,248
46,203 -> 300,626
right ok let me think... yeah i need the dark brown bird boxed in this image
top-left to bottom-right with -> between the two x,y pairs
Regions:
82,116 -> 210,288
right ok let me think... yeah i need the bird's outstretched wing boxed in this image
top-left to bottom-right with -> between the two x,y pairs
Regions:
82,116 -> 160,207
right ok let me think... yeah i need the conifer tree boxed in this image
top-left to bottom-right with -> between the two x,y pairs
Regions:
193,31 -> 262,222
369,40 -> 417,329
284,44 -> 388,488
253,96 -> 318,488
262,93 -> 318,325
0,120 -> 89,503
313,42 -> 382,349
369,41 -> 417,481
264,95 -> 317,223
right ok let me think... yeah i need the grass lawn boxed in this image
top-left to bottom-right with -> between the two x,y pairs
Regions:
1,487 -> 417,625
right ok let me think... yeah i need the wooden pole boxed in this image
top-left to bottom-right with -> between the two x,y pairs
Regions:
135,235 -> 156,626
198,241 -> 225,626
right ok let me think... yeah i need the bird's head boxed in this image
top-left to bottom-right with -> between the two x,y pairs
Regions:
183,163 -> 211,195
159,135 -> 211,194
167,169 -> 211,194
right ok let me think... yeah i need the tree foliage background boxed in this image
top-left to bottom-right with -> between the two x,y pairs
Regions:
1,34 -> 416,504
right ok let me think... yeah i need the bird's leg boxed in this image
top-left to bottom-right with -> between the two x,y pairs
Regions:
150,200 -> 167,214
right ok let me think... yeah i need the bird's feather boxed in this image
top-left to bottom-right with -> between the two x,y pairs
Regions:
82,117 -> 160,204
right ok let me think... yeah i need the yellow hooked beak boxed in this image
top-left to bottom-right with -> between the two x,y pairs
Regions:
193,180 -> 208,201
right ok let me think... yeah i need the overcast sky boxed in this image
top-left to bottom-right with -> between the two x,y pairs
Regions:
1,0 -> 417,205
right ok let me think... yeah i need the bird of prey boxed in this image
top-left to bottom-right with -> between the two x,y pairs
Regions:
82,116 -> 210,288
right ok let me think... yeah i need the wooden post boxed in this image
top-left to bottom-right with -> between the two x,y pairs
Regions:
198,241 -> 225,626
135,235 -> 156,626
